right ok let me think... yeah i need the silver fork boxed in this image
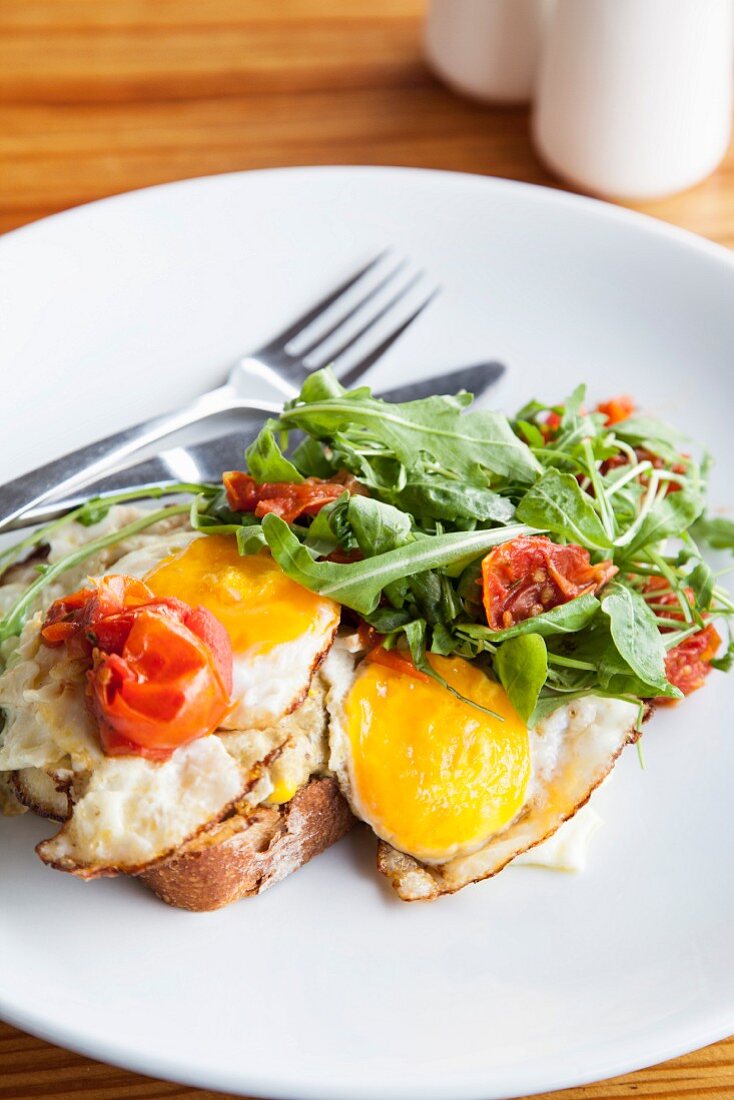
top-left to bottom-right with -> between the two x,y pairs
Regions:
0,253 -> 438,534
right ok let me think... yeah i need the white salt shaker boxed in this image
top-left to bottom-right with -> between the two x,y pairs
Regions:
533,0 -> 734,200
424,0 -> 550,105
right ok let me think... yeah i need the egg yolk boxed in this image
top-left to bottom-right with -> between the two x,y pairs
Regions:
343,654 -> 530,863
145,535 -> 339,655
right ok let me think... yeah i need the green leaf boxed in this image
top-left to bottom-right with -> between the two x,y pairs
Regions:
244,419 -> 303,483
516,468 -> 613,549
600,582 -> 678,696
346,495 -> 413,556
494,634 -> 548,722
458,592 -> 601,644
612,415 -> 687,449
624,483 -> 704,555
236,525 -> 267,555
688,559 -> 715,611
280,375 -> 541,487
295,366 -> 347,402
408,570 -> 463,625
691,515 -> 734,553
514,419 -> 545,448
261,515 -> 539,616
364,607 -> 412,633
561,383 -> 587,426
291,435 -> 336,479
391,478 -> 515,525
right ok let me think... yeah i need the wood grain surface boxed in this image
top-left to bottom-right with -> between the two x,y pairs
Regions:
1,2 -> 733,1098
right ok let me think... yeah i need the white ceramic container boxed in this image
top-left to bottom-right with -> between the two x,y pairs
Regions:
424,0 -> 550,105
533,0 -> 734,199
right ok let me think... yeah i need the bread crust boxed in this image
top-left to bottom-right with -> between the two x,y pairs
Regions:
138,777 -> 354,911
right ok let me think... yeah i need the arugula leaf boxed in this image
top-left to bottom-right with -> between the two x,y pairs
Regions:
516,468 -> 613,549
623,481 -> 704,556
261,515 -> 539,615
612,415 -> 687,449
346,496 -> 413,556
691,515 -> 734,552
600,582 -> 678,696
390,479 -> 515,525
561,383 -> 587,427
458,592 -> 601,644
236,525 -> 267,555
688,559 -> 715,611
244,419 -> 303,483
408,570 -> 463,625
494,634 -> 548,722
280,369 -> 541,486
290,434 -> 337,479
301,368 -> 352,402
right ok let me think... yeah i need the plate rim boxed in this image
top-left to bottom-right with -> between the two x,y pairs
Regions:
2,163 -> 734,1100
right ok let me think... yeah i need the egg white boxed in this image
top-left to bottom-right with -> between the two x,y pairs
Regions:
321,643 -> 638,895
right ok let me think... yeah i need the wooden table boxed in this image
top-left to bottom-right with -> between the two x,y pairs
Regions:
1,3 -> 733,1098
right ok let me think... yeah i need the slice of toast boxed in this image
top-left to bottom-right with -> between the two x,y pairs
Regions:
139,777 -> 354,911
11,767 -> 353,911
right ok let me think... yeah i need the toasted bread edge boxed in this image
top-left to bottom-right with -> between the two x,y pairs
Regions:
137,777 -> 354,911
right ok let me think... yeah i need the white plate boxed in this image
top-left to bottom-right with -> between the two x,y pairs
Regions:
1,167 -> 733,1100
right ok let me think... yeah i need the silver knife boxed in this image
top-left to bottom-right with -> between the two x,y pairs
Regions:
4,363 -> 504,532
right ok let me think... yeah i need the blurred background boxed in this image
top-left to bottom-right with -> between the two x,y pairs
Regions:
1,0 -> 733,244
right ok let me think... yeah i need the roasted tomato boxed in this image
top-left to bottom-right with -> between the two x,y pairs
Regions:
365,644 -> 431,683
41,575 -> 151,655
223,469 -> 365,524
642,577 -> 721,702
481,535 -> 617,631
42,576 -> 233,759
357,622 -> 430,683
540,410 -> 563,440
662,624 -> 721,701
596,395 -> 635,426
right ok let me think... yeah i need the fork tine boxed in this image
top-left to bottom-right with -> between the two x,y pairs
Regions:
258,250 -> 390,354
307,270 -> 425,367
335,286 -> 441,389
296,258 -> 408,358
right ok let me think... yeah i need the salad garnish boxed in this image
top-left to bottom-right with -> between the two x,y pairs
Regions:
1,370 -> 731,731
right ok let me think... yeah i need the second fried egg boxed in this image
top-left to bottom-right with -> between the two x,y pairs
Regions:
325,647 -> 530,864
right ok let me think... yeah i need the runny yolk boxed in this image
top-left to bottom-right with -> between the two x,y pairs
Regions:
145,535 -> 339,655
344,654 -> 530,863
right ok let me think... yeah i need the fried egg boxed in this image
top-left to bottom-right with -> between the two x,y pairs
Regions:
0,509 -> 338,876
0,608 -> 331,874
135,534 -> 340,729
323,644 -> 638,897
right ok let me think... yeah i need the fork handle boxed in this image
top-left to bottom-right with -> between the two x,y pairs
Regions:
0,385 -> 280,534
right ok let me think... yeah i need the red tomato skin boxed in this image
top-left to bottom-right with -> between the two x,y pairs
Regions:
365,644 -> 432,683
659,624 -> 721,703
597,395 -> 635,425
223,470 -> 365,524
481,535 -> 617,631
41,575 -> 233,760
90,608 -> 231,759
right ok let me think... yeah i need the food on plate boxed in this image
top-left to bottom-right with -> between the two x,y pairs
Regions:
1,372 -> 731,907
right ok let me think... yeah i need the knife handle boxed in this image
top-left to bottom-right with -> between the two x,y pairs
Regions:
0,386 -> 279,535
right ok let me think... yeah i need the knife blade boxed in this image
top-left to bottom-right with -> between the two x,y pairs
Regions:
4,362 -> 504,532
